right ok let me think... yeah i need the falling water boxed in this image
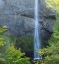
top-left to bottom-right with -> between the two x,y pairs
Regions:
34,0 -> 41,60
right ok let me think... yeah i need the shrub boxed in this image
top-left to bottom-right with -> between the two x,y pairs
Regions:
5,45 -> 31,64
37,1 -> 59,64
38,25 -> 59,64
0,26 -> 7,64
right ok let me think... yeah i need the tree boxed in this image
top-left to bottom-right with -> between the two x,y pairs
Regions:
45,0 -> 59,12
37,0 -> 59,64
0,26 -> 7,64
45,0 -> 59,20
0,26 -> 31,64
5,45 -> 31,64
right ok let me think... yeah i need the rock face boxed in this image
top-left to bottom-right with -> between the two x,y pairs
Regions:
0,0 -> 56,39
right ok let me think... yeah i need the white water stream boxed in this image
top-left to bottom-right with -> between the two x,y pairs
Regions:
34,0 -> 41,60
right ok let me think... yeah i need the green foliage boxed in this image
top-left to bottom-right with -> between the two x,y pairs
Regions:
38,1 -> 59,62
0,38 -> 6,47
38,24 -> 59,64
45,0 -> 59,21
0,26 -> 31,64
16,36 -> 33,52
5,45 -> 31,64
39,44 -> 59,64
41,40 -> 48,48
38,1 -> 59,64
0,26 -> 7,64
0,26 -> 7,34
45,0 -> 59,12
0,58 -> 5,63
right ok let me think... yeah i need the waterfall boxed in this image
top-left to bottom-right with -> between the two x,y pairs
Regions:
34,0 -> 41,60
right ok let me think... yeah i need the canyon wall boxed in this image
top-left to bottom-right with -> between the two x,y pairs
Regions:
0,0 -> 56,40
